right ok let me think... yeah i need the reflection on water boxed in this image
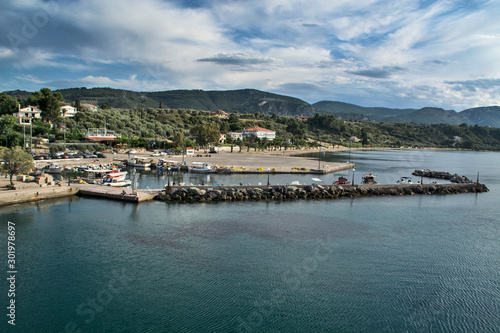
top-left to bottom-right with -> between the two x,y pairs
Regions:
1,150 -> 499,332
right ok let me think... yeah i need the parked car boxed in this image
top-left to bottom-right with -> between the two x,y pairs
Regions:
126,150 -> 137,154
49,153 -> 61,159
95,152 -> 107,158
34,155 -> 45,160
73,153 -> 83,158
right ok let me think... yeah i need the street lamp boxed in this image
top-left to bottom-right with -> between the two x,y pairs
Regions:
352,168 -> 356,185
267,168 -> 270,187
421,169 -> 424,184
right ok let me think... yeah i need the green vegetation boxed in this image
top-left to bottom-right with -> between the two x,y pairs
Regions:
0,147 -> 35,185
1,87 -> 500,151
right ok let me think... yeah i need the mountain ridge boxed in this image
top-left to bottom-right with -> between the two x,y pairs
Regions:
2,87 -> 499,127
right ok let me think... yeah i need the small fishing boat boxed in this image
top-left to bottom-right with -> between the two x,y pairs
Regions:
361,173 -> 378,184
102,177 -> 131,187
312,177 -> 323,185
189,162 -> 215,173
80,169 -> 127,184
334,176 -> 351,185
127,158 -> 151,168
397,176 -> 413,184
43,163 -> 62,174
156,159 -> 182,172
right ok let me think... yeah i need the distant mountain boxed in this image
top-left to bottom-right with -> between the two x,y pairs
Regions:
3,87 -> 316,116
385,107 -> 474,125
56,87 -> 160,109
313,101 -> 415,121
3,87 -> 500,127
459,106 -> 500,127
314,101 -> 478,126
147,89 -> 316,116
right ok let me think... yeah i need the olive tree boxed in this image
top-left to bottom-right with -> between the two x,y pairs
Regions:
1,147 -> 35,186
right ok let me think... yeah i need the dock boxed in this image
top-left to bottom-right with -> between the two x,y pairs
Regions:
0,185 -> 80,206
77,184 -> 159,202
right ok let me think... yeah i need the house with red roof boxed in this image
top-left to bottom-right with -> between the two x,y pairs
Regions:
241,127 -> 276,140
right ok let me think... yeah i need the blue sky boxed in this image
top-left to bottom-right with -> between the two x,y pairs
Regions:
1,0 -> 499,111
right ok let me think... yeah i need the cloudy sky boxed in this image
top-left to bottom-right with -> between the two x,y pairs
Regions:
1,0 -> 499,110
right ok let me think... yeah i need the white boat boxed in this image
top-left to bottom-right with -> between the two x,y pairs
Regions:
127,158 -> 151,168
104,170 -> 128,181
103,177 -> 131,187
189,162 -> 216,173
81,169 -> 127,184
156,159 -> 181,172
44,163 -> 62,174
397,176 -> 413,184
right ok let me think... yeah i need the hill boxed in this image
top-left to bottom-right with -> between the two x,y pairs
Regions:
313,101 -> 415,121
3,87 -> 500,127
5,87 -> 317,116
385,107 -> 474,125
147,89 -> 316,116
459,106 -> 500,127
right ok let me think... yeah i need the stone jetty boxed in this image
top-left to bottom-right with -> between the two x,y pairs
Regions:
156,183 -> 489,203
412,169 -> 473,183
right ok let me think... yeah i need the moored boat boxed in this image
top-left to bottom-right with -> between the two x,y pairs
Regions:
127,158 -> 151,168
361,173 -> 378,184
334,176 -> 351,185
189,162 -> 215,173
397,176 -> 413,184
43,163 -> 62,174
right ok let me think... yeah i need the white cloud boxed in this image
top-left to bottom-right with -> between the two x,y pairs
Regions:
1,0 -> 500,110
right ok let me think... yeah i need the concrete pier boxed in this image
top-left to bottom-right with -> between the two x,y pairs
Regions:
0,185 -> 80,206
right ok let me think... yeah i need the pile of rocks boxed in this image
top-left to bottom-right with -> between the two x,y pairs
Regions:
155,183 -> 489,203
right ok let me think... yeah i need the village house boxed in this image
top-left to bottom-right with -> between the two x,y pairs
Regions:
241,127 -> 276,140
219,133 -> 226,144
349,136 -> 361,143
297,116 -> 309,122
211,110 -> 229,117
60,105 -> 78,118
12,105 -> 42,124
228,132 -> 243,140
185,147 -> 195,155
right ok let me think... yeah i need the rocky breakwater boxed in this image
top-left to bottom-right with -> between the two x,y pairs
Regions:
155,183 -> 489,203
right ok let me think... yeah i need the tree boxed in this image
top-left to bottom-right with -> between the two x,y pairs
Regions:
37,88 -> 61,123
173,131 -> 184,148
1,147 -> 35,186
75,99 -> 82,111
0,93 -> 18,116
190,122 -> 220,149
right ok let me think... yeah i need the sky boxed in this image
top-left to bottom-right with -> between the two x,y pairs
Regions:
1,0 -> 499,111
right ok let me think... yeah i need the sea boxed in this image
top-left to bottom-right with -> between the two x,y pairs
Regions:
1,149 -> 499,332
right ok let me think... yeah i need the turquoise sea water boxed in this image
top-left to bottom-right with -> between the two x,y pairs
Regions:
1,150 -> 499,332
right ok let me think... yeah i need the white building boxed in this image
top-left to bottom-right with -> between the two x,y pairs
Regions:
228,132 -> 243,140
13,105 -> 42,124
60,105 -> 78,118
241,127 -> 276,140
219,133 -> 227,144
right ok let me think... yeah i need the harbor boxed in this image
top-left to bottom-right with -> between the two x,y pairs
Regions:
1,150 -> 491,206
